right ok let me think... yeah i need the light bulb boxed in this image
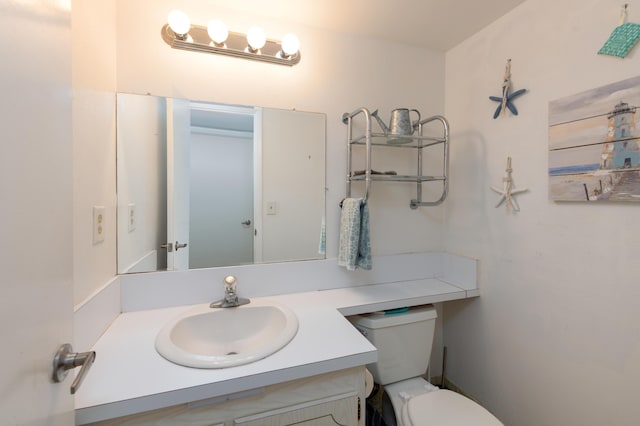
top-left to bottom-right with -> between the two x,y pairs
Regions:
281,33 -> 300,56
246,26 -> 266,51
168,10 -> 190,37
207,19 -> 228,45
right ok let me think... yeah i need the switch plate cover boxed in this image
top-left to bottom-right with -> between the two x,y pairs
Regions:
128,203 -> 136,232
266,201 -> 277,215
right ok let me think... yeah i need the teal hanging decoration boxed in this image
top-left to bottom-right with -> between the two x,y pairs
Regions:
598,22 -> 640,58
489,59 -> 527,119
598,4 -> 640,58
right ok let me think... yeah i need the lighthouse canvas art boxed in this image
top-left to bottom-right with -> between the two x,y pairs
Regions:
549,75 -> 640,201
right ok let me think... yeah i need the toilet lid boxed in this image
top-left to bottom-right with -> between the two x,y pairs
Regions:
403,390 -> 503,426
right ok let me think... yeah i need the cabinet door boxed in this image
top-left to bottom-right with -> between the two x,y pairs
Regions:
235,393 -> 359,426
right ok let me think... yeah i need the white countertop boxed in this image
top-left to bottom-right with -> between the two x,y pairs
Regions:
75,278 -> 474,424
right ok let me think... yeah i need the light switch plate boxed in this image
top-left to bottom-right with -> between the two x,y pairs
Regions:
266,201 -> 277,215
128,203 -> 136,232
93,206 -> 105,244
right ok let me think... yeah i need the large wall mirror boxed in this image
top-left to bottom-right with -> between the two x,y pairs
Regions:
116,93 -> 326,274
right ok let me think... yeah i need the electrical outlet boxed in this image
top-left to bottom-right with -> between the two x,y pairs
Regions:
266,201 -> 277,215
128,203 -> 136,232
93,206 -> 105,244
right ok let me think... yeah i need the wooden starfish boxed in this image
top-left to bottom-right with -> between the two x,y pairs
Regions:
491,157 -> 528,212
489,59 -> 527,119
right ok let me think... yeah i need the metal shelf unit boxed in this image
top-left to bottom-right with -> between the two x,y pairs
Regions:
342,108 -> 450,209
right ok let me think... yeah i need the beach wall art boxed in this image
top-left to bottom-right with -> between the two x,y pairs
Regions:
549,75 -> 640,201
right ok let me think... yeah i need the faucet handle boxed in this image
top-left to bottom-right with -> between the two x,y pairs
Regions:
224,275 -> 237,295
210,275 -> 249,308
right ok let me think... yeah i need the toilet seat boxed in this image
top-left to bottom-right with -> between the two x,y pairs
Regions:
401,389 -> 503,426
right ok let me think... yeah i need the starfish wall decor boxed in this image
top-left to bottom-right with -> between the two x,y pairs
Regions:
489,59 -> 527,119
491,156 -> 528,212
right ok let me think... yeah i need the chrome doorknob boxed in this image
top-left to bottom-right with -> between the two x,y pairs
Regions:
175,241 -> 188,250
52,343 -> 96,394
160,242 -> 174,252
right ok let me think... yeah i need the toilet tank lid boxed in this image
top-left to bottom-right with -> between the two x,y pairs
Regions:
349,305 -> 436,329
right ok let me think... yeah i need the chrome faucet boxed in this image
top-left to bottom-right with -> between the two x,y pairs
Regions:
210,275 -> 250,308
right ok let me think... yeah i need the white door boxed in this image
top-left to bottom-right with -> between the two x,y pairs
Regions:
166,98 -> 191,270
188,102 -> 256,268
252,108 -> 263,263
0,1 -> 74,424
188,130 -> 255,268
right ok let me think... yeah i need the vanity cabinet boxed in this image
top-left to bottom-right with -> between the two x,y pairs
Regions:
86,367 -> 364,426
235,392 -> 358,425
343,108 -> 450,208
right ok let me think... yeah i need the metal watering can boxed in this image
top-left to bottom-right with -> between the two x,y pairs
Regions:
371,108 -> 421,136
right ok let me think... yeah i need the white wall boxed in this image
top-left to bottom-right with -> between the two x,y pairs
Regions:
115,0 -> 447,261
66,1 -> 640,422
116,94 -> 168,273
261,108 -> 325,262
443,0 -> 640,424
72,0 -> 117,304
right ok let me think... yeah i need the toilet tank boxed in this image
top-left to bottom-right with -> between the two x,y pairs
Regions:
349,305 -> 437,385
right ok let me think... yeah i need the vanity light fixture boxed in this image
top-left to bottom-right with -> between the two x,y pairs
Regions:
246,26 -> 267,52
207,19 -> 228,46
167,10 -> 191,39
281,33 -> 301,58
161,10 -> 301,66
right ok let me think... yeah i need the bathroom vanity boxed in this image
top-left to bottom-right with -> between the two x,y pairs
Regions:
86,367 -> 364,426
74,253 -> 479,425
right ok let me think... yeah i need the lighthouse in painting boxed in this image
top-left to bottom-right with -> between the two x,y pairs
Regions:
600,101 -> 639,169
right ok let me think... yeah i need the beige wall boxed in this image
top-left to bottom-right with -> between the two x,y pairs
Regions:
115,0 -> 447,262
71,0 -> 448,370
63,0 -> 640,422
261,108 -> 325,263
115,94 -> 167,274
107,0 -> 446,376
443,0 -> 640,424
70,5 -> 447,375
73,0 -> 447,303
72,0 -> 117,304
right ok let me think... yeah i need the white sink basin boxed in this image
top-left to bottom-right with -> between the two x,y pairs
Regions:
155,299 -> 299,368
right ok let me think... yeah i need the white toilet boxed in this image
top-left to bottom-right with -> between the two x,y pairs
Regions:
349,305 -> 502,426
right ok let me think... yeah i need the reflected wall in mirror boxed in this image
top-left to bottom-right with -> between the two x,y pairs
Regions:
117,93 -> 326,274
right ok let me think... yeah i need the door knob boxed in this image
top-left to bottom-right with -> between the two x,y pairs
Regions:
52,343 -> 96,394
161,242 -> 174,252
175,241 -> 188,251
241,219 -> 251,226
